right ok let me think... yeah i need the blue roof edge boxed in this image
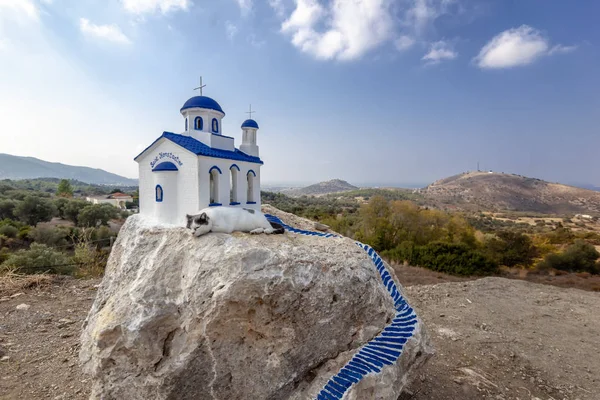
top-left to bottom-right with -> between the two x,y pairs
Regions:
134,132 -> 263,165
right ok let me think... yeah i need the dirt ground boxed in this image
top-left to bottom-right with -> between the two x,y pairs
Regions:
401,277 -> 600,400
1,274 -> 599,400
392,263 -> 600,292
0,276 -> 97,400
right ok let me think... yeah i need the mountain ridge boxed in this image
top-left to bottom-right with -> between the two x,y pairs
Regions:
279,179 -> 358,197
0,153 -> 137,186
420,171 -> 600,214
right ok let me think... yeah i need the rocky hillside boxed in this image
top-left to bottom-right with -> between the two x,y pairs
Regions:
0,153 -> 137,186
421,171 -> 600,214
280,179 -> 358,197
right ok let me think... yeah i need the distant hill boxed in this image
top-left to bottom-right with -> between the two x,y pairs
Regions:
280,179 -> 358,197
572,183 -> 600,192
0,154 -> 137,186
420,171 -> 600,215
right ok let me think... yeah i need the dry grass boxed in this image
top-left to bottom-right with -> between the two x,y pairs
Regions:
0,272 -> 56,297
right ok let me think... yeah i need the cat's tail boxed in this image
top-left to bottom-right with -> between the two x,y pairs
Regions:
269,221 -> 285,234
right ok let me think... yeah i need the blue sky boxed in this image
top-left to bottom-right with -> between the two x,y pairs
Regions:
0,0 -> 598,187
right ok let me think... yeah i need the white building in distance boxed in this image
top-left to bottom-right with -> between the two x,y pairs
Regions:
86,192 -> 133,210
134,91 -> 263,225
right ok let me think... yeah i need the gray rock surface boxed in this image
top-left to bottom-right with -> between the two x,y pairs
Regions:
80,210 -> 431,399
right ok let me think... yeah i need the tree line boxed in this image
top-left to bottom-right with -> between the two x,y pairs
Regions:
265,191 -> 600,276
0,179 -> 134,276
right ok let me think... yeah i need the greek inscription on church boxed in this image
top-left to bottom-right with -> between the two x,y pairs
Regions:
150,152 -> 184,168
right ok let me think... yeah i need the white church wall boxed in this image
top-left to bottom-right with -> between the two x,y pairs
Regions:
138,139 -> 200,225
196,156 -> 262,211
245,166 -> 261,211
182,109 -> 224,136
188,130 -> 235,152
154,171 -> 178,224
210,133 -> 235,151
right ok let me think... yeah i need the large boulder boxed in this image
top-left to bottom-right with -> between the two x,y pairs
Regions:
80,208 -> 432,399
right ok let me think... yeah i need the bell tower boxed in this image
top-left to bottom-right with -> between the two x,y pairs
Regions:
239,104 -> 259,157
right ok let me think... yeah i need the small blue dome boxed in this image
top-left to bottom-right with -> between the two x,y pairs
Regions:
181,96 -> 225,114
241,119 -> 259,129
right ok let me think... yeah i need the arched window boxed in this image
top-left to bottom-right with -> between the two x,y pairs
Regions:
230,164 -> 240,205
155,185 -> 163,202
195,116 -> 203,130
209,166 -> 222,206
212,118 -> 219,133
185,118 -> 188,131
247,170 -> 256,204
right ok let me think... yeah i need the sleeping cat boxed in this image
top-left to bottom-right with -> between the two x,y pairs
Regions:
186,207 -> 285,237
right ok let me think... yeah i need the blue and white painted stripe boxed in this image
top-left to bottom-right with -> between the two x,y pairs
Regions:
264,214 -> 418,400
265,214 -> 340,238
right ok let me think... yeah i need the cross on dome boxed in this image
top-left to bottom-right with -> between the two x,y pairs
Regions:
193,76 -> 206,96
246,104 -> 256,119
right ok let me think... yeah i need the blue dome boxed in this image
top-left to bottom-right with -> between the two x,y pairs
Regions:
241,119 -> 259,129
181,96 -> 225,114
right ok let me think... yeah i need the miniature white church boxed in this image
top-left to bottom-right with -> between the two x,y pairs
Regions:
134,83 -> 263,225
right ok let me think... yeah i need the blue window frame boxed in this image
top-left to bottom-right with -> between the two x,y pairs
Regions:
155,185 -> 163,202
195,116 -> 203,130
185,118 -> 188,131
212,118 -> 219,133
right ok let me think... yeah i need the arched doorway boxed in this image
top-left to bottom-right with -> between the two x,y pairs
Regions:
230,164 -> 239,205
247,170 -> 256,204
209,166 -> 222,205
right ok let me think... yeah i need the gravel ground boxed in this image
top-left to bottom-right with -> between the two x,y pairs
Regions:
1,275 -> 599,400
0,277 -> 99,400
401,277 -> 600,400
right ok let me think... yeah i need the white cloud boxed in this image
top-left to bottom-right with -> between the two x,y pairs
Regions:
276,0 -> 465,61
281,0 -> 394,61
405,0 -> 439,33
121,0 -> 189,14
225,21 -> 238,40
79,18 -> 131,45
474,25 -> 576,69
0,0 -> 39,20
548,44 -> 578,55
395,35 -> 415,51
235,0 -> 253,16
268,0 -> 285,17
422,40 -> 457,64
403,0 -> 457,34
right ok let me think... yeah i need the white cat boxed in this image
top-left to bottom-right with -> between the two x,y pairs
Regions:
186,207 -> 285,237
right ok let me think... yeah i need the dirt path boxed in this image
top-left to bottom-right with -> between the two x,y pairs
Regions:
1,276 -> 599,400
402,277 -> 600,400
0,277 -> 99,400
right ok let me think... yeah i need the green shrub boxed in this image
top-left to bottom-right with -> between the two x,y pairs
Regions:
17,225 -> 32,240
77,204 -> 118,227
0,225 -> 18,239
0,246 -> 9,264
383,241 -> 498,276
13,195 -> 56,226
2,243 -> 72,274
54,197 -> 70,219
537,240 -> 600,274
0,199 -> 17,219
63,200 -> 90,224
482,231 -> 537,267
29,225 -> 69,247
